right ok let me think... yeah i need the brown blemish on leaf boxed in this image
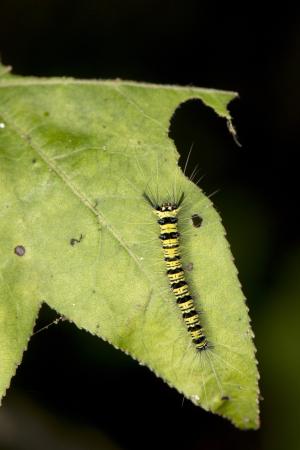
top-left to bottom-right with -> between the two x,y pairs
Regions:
14,245 -> 26,256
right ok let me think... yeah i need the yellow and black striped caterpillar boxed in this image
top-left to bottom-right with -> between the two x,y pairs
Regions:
144,192 -> 208,351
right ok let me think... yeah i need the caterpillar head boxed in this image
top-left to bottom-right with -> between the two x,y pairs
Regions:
143,192 -> 184,217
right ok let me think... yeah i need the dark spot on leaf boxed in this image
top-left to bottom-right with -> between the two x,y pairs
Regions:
14,245 -> 26,256
221,395 -> 230,401
32,158 -> 36,164
92,289 -> 96,294
191,214 -> 203,228
44,111 -> 50,117
70,234 -> 83,246
102,124 -> 106,129
184,262 -> 193,272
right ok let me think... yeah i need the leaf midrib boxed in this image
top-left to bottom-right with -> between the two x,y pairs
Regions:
0,109 -> 152,286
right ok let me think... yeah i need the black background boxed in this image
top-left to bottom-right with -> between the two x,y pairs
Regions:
0,2 -> 299,450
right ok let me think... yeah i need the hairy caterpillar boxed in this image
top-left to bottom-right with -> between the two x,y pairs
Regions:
143,191 -> 209,351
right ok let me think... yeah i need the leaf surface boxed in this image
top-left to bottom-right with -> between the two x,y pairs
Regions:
0,64 -> 259,428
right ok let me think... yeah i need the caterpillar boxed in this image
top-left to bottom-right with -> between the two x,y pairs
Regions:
143,191 -> 209,351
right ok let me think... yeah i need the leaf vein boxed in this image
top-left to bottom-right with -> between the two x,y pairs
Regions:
0,110 -> 153,288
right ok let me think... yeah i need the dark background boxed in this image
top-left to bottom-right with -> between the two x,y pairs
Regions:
0,2 -> 299,450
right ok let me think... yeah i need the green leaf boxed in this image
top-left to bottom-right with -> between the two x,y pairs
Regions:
0,63 -> 259,429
